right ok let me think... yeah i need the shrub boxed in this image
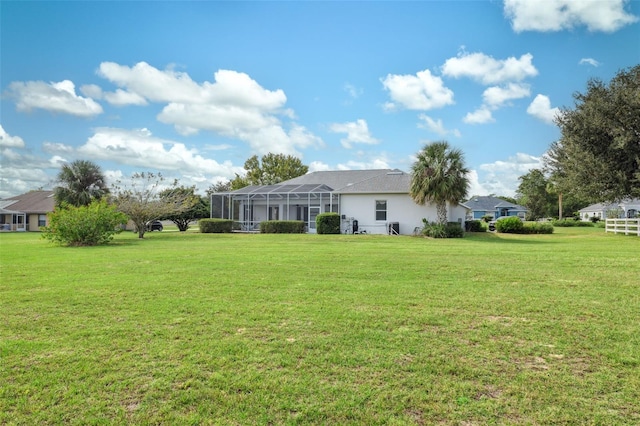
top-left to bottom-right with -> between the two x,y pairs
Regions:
41,200 -> 127,246
260,220 -> 306,234
421,220 -> 464,238
522,222 -> 554,234
316,213 -> 341,234
552,219 -> 593,227
199,219 -> 233,233
590,216 -> 601,223
495,216 -> 524,233
482,215 -> 493,223
465,220 -> 484,232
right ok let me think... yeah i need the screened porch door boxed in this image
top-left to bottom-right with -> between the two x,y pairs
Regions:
308,206 -> 320,233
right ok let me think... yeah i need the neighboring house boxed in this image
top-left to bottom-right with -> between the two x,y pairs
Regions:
0,190 -> 55,231
465,196 -> 527,220
211,169 -> 470,235
579,199 -> 640,221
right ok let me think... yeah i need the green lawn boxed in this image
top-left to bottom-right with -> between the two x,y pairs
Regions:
1,228 -> 638,424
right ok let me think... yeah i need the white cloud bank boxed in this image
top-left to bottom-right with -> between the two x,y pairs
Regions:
504,0 -> 638,33
95,62 -> 323,157
6,80 -> 103,117
473,153 -> 544,197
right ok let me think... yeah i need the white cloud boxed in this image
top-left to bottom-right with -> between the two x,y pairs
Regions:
104,89 -> 148,106
6,79 -> 103,117
483,83 -> 531,108
417,114 -> 461,137
308,161 -> 331,172
80,84 -> 103,99
504,0 -> 638,33
381,69 -> 454,111
527,94 -> 560,124
464,107 -> 494,124
68,128 -> 243,179
329,119 -> 380,149
0,125 -> 25,148
97,62 -> 321,156
579,58 -> 601,67
442,51 -> 538,85
475,153 -> 544,197
0,145 -> 62,198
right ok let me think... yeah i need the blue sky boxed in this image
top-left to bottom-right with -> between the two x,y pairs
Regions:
1,1 -> 638,198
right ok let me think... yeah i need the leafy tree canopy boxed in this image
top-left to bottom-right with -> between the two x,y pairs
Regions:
410,141 -> 469,226
230,153 -> 308,189
159,186 -> 208,232
112,172 -> 194,238
545,65 -> 640,203
54,160 -> 109,207
516,169 -> 555,220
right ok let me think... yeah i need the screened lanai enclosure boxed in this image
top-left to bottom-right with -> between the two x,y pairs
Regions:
210,183 -> 339,232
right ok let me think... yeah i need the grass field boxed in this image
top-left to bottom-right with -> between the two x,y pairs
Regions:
1,227 -> 639,425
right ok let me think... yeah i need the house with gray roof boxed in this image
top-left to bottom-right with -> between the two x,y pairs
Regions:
465,195 -> 527,220
0,190 -> 55,231
211,169 -> 470,235
578,199 -> 640,221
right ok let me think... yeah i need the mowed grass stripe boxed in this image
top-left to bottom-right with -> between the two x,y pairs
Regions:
1,228 -> 638,424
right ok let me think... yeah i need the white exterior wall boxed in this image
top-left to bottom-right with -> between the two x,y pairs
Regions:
339,193 -> 467,235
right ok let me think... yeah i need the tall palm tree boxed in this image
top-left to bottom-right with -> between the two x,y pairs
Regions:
410,141 -> 470,226
54,160 -> 110,207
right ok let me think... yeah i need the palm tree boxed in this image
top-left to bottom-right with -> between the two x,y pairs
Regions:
54,160 -> 110,207
410,141 -> 470,226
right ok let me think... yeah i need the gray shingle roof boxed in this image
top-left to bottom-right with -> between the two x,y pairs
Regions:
465,196 -> 526,212
1,190 -> 55,213
281,169 -> 397,191
334,171 -> 411,193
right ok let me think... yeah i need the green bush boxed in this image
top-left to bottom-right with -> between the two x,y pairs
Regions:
590,216 -> 601,223
465,220 -> 484,232
482,215 -> 493,223
41,200 -> 127,246
260,220 -> 306,234
421,220 -> 464,238
199,219 -> 234,233
522,222 -> 554,234
495,217 -> 524,233
316,213 -> 341,234
552,219 -> 593,227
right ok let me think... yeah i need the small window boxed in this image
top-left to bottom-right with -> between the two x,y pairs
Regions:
38,214 -> 47,227
375,200 -> 387,221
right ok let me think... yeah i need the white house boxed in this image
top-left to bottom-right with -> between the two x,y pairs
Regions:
211,169 -> 470,235
579,199 -> 640,221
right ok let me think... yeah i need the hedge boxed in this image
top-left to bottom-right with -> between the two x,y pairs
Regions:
465,220 -> 485,232
199,219 -> 234,233
316,213 -> 341,234
552,219 -> 594,227
260,220 -> 306,234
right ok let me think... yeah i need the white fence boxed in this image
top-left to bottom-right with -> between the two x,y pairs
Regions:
605,218 -> 640,236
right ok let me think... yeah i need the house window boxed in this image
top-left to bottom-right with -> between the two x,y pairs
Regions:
375,200 -> 387,221
38,214 -> 47,227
